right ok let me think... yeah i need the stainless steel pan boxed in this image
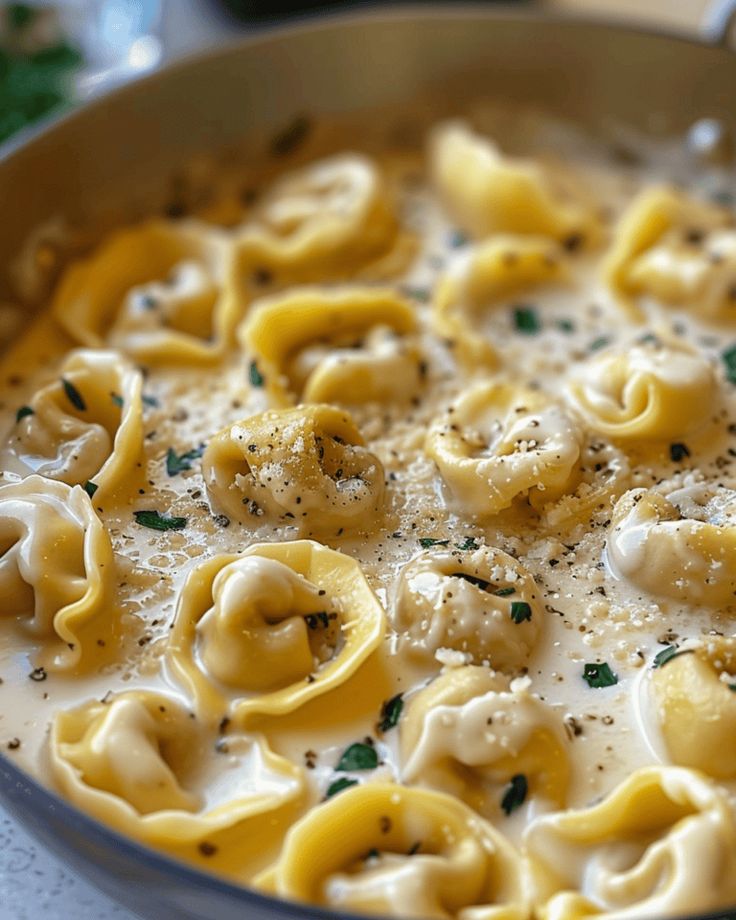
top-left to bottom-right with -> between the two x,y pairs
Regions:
2,4 -> 736,918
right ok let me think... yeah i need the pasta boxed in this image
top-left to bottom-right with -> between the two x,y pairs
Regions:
0,474 -> 116,670
239,285 -> 421,406
202,404 -> 384,533
525,766 -> 736,919
165,540 -> 385,724
392,546 -> 542,670
3,106 -> 736,920
1,348 -> 143,500
425,382 -> 584,518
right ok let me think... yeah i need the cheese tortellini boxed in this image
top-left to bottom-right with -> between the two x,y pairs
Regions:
257,783 -> 529,920
52,219 -> 240,363
202,404 -> 384,534
525,766 -> 736,919
166,540 -> 385,723
426,383 -> 584,518
50,690 -> 304,872
1,349 -> 143,500
432,235 -> 566,365
604,185 -> 736,321
567,342 -> 716,440
236,153 -> 405,281
652,637 -> 736,778
607,484 -> 736,605
0,475 -> 116,670
393,546 -> 542,671
240,286 -> 422,406
430,121 -> 598,244
401,666 -> 569,817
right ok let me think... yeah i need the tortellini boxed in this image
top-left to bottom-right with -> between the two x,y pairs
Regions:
1,349 -> 143,500
607,484 -> 736,605
525,766 -> 736,919
257,783 -> 529,920
202,404 -> 384,534
426,383 -> 584,518
236,153 -> 405,280
0,475 -> 116,670
604,185 -> 736,321
50,690 -> 304,865
652,637 -> 736,778
401,666 -> 569,817
240,286 -> 422,406
166,540 -> 386,723
566,342 -> 716,440
432,236 -> 566,365
430,120 -> 598,244
392,546 -> 541,671
52,219 -> 240,363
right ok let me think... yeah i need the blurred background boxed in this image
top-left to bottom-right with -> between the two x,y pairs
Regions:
0,0 -> 712,149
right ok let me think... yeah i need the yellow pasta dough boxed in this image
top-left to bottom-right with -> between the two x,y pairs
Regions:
202,404 -> 384,534
240,285 -> 421,406
165,540 -> 385,724
257,783 -> 529,920
1,348 -> 143,501
0,474 -> 117,671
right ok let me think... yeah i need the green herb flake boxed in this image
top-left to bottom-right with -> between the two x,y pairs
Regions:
556,318 -> 575,334
404,286 -> 431,303
729,684 -> 736,693
110,392 -> 124,408
418,537 -> 450,549
142,394 -> 160,409
495,587 -> 516,597
83,481 -> 98,498
723,345 -> 736,384
583,662 -> 618,688
270,115 -> 311,157
652,645 -> 681,669
512,305 -> 540,335
510,601 -> 532,624
501,774 -> 528,816
166,445 -> 204,477
249,360 -> 265,388
336,742 -> 378,772
15,405 -> 33,422
449,230 -> 468,248
589,336 -> 611,352
364,848 -> 380,861
669,442 -> 691,463
326,776 -> 358,799
456,536 -> 479,551
452,572 -> 491,591
378,694 -> 403,733
134,510 -> 188,532
61,378 -> 86,411
9,4 -> 36,29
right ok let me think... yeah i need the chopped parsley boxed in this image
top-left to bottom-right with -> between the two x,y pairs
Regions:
669,442 -> 691,463
723,345 -> 736,384
556,318 -> 575,334
165,445 -> 204,476
582,662 -> 618,688
449,229 -> 468,248
501,774 -> 528,815
652,645 -> 682,668
83,481 -> 98,498
495,587 -> 516,597
304,612 -> 330,630
512,305 -> 540,335
452,572 -> 491,591
404,286 -> 430,303
418,537 -> 450,549
589,336 -> 611,352
133,509 -> 188,532
249,360 -> 265,388
15,405 -> 33,422
62,377 -> 86,411
110,392 -> 124,408
142,394 -> 160,409
510,601 -> 532,624
456,536 -> 480,551
336,742 -> 378,772
378,694 -> 403,733
326,777 -> 358,799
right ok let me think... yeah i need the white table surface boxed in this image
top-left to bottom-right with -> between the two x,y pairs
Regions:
0,1 -> 710,918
